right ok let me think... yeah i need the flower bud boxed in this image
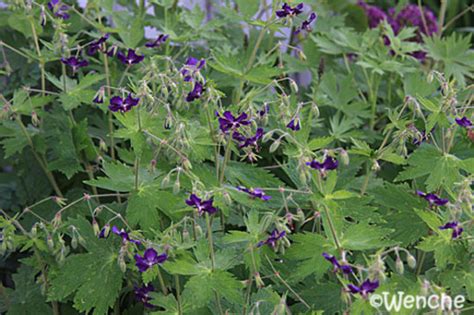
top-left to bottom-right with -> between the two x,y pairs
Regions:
223,191 -> 232,205
195,225 -> 203,238
340,149 -> 349,166
371,160 -> 381,172
77,235 -> 86,247
71,235 -> 78,249
52,212 -> 62,229
182,158 -> 192,170
395,257 -> 404,274
289,80 -> 299,94
297,50 -> 307,61
118,255 -> 127,273
406,254 -> 416,269
92,219 -> 100,236
269,139 -> 281,153
31,111 -> 40,127
173,179 -> 181,194
99,139 -> 108,152
182,229 -> 191,243
161,174 -> 171,187
254,272 -> 265,288
47,235 -> 54,251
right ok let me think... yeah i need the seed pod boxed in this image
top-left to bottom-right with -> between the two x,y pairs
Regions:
395,258 -> 404,274
92,219 -> 100,236
406,254 -> 417,269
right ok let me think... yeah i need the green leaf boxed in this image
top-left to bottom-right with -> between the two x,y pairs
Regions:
126,187 -> 161,230
235,0 -> 259,17
341,223 -> 395,250
308,136 -> 334,151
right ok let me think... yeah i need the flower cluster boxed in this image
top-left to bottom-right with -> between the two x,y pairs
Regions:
87,34 -> 110,56
185,194 -> 218,216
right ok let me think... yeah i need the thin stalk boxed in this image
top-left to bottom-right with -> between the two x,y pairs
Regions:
438,0 -> 448,36
322,205 -> 342,252
205,213 -> 224,315
28,18 -> 45,96
156,267 -> 168,295
175,275 -> 182,315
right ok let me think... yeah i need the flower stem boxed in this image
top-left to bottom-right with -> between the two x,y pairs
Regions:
175,275 -> 183,315
205,213 -> 224,315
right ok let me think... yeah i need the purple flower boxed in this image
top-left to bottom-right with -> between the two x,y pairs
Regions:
238,186 -> 272,201
185,194 -> 218,216
134,284 -> 155,308
258,229 -> 286,248
322,253 -> 353,274
306,156 -> 339,174
347,279 -> 379,297
455,117 -> 473,129
87,34 -> 110,56
216,111 -> 251,133
357,1 -> 387,28
108,93 -> 140,113
134,248 -> 168,273
258,104 -> 270,117
295,12 -> 317,34
233,128 -> 264,149
186,82 -> 204,102
416,191 -> 448,207
439,221 -> 463,239
117,49 -> 145,65
111,226 -> 141,245
276,3 -> 304,18
181,57 -> 206,82
60,57 -> 88,72
145,34 -> 169,48
48,0 -> 70,19
286,117 -> 301,131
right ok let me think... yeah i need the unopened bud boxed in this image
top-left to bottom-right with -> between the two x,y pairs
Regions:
195,225 -> 203,238
371,160 -> 381,172
99,139 -> 108,152
182,158 -> 192,170
289,80 -> 299,94
395,258 -> 404,274
182,229 -> 190,242
311,102 -> 319,117
297,50 -> 307,61
223,191 -> 232,205
31,111 -> 40,126
254,272 -> 265,288
118,256 -> 127,273
161,174 -> 171,188
269,139 -> 281,153
406,254 -> 416,269
92,219 -> 100,236
52,212 -> 62,228
71,235 -> 78,249
340,149 -> 349,166
47,235 -> 54,250
173,179 -> 181,194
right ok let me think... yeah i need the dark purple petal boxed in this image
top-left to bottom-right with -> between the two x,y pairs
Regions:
118,49 -> 145,65
186,82 -> 204,102
134,284 -> 155,308
455,117 -> 473,128
439,221 -> 463,239
286,118 -> 301,131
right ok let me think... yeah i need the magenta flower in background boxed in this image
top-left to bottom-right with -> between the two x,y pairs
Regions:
134,248 -> 168,273
357,1 -> 387,28
117,49 -> 145,65
416,191 -> 448,207
61,57 -> 88,72
439,221 -> 463,239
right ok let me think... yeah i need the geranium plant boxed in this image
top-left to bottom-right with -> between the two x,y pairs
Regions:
0,0 -> 472,314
